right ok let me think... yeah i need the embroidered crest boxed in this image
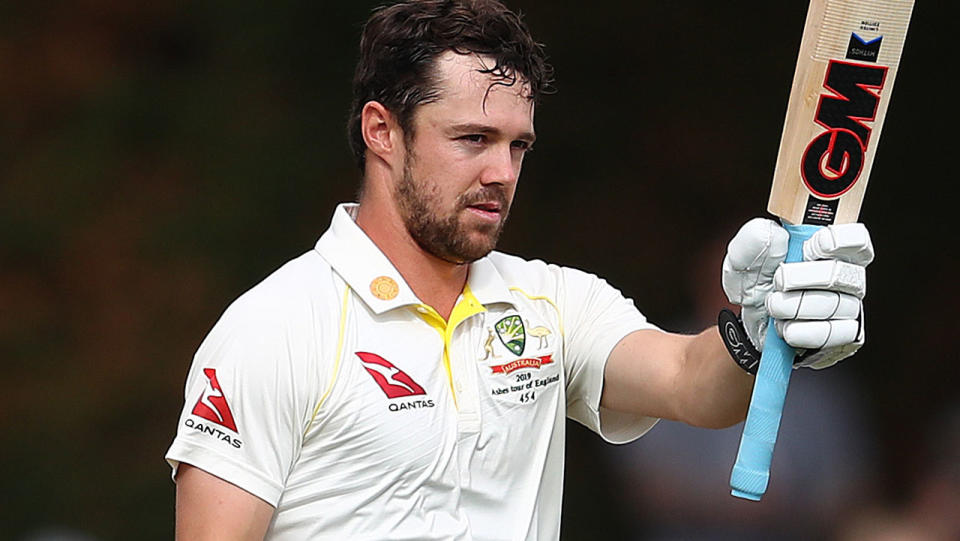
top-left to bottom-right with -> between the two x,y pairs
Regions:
495,315 -> 525,356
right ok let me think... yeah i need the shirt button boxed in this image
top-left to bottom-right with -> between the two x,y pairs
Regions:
456,382 -> 464,393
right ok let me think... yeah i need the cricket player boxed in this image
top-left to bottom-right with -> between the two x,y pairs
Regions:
166,1 -> 874,539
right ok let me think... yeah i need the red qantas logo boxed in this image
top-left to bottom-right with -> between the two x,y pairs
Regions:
356,352 -> 426,399
191,368 -> 238,432
490,355 -> 554,374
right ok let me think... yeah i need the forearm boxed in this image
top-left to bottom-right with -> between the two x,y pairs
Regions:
601,327 -> 753,428
675,326 -> 753,429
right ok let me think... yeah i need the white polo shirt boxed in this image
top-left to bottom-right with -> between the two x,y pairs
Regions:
166,203 -> 660,540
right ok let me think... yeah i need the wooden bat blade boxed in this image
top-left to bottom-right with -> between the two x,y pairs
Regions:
767,0 -> 914,225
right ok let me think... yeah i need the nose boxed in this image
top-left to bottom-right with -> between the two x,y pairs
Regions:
480,144 -> 520,187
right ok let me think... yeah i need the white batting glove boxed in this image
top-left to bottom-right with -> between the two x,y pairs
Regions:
721,218 -> 874,371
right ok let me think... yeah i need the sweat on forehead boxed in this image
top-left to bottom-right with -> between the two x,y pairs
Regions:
432,51 -> 535,106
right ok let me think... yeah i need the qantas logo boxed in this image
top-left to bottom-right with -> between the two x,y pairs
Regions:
191,368 -> 238,432
356,352 -> 426,399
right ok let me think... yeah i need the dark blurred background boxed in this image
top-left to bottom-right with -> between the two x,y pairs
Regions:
1,1 -> 955,540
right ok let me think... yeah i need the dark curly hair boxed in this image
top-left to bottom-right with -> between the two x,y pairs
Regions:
347,0 -> 554,171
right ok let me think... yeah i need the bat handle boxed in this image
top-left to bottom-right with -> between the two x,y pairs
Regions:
730,222 -> 820,501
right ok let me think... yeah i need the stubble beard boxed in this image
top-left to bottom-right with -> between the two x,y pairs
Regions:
396,155 -> 510,265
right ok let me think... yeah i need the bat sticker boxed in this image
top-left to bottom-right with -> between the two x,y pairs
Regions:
801,60 -> 887,216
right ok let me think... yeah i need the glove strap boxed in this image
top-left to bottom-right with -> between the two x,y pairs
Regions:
718,308 -> 760,375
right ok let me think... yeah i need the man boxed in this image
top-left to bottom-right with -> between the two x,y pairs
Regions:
166,1 -> 873,539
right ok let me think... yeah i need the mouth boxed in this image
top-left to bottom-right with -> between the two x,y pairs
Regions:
465,201 -> 503,222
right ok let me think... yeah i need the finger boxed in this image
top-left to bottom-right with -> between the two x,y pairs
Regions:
742,308 -> 770,349
774,260 -> 866,298
766,291 -> 861,320
721,256 -> 750,305
722,218 -> 789,306
725,218 -> 789,274
776,319 -> 861,349
803,223 -> 874,266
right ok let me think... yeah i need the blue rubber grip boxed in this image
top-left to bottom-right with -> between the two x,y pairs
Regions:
730,222 -> 821,501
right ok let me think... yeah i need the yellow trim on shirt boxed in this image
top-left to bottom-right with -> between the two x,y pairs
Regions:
413,284 -> 486,410
305,283 -> 351,436
508,287 -> 564,338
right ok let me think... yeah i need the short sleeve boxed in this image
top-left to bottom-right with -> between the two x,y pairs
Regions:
560,266 -> 661,443
164,289 -> 321,506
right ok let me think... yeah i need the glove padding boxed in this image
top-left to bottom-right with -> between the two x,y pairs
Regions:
721,218 -> 874,370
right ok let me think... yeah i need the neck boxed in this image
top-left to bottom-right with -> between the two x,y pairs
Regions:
355,192 -> 468,321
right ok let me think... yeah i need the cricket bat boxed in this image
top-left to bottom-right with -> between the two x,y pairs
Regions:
729,0 -> 914,501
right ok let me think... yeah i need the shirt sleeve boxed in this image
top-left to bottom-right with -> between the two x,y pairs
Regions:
164,288 -> 322,506
559,266 -> 661,443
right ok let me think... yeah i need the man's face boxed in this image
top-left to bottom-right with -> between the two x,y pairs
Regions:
395,51 -> 536,264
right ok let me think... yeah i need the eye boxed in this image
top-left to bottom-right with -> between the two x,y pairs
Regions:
511,140 -> 534,153
459,134 -> 486,144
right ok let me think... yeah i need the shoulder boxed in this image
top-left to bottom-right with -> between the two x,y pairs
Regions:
486,250 -> 607,295
228,250 -> 332,314
203,249 -> 339,351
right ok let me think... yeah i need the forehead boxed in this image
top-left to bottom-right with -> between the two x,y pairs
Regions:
418,50 -> 535,126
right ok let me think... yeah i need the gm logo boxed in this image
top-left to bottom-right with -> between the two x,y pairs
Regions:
801,59 -> 888,199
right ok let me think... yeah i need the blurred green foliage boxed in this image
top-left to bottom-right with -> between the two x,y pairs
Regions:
1,2 -> 952,540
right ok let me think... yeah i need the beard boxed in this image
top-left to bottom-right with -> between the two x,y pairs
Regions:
395,155 -> 510,264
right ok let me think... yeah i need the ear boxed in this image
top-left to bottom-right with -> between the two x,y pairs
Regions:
361,101 -> 403,166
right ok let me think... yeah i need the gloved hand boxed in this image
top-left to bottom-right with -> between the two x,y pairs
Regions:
720,218 -> 874,372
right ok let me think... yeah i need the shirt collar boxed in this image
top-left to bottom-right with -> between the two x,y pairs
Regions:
465,254 -> 515,308
314,203 -> 516,314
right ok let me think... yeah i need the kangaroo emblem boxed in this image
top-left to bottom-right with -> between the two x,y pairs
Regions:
483,327 -> 501,360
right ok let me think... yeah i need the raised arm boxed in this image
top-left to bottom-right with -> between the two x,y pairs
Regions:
601,218 -> 874,429
175,464 -> 275,541
600,327 -> 752,429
